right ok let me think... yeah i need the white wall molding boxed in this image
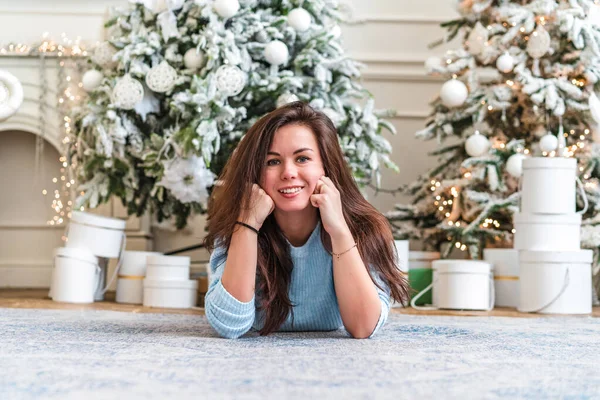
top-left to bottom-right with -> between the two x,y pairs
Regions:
347,15 -> 449,25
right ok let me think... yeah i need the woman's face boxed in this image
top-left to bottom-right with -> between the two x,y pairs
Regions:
260,124 -> 325,213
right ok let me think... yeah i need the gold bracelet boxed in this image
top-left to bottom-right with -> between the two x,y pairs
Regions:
331,243 -> 357,260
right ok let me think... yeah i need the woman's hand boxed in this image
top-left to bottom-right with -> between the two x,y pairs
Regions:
310,176 -> 351,239
238,184 -> 275,230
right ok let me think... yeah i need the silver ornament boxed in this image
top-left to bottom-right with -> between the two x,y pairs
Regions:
276,93 -> 299,108
465,131 -> 490,157
112,74 -> 144,110
92,42 -> 117,67
527,25 -> 551,59
214,65 -> 246,97
440,79 -> 468,108
145,61 -> 177,93
539,134 -> 558,153
467,22 -> 488,55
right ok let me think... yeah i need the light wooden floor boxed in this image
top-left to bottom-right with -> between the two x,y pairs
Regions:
2,289 -> 599,318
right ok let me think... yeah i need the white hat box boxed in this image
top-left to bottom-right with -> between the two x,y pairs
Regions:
143,279 -> 198,309
432,260 -> 494,311
145,255 -> 191,280
483,248 -> 519,308
513,212 -> 581,251
51,247 -> 99,304
66,211 -> 126,258
518,250 -> 592,314
115,251 -> 162,304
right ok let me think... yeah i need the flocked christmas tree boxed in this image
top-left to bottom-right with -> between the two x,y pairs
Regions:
386,0 -> 600,271
67,0 -> 398,228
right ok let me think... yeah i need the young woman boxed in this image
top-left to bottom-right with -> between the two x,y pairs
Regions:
203,102 -> 409,339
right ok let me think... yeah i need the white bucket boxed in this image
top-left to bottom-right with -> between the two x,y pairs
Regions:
518,250 -> 592,314
520,157 -> 587,215
51,247 -> 100,304
411,260 -> 494,311
483,248 -> 519,307
146,255 -> 190,280
513,212 -> 581,251
143,279 -> 198,309
66,211 -> 126,258
116,251 -> 162,304
391,240 -> 409,308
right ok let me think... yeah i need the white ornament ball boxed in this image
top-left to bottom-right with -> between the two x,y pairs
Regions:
214,0 -> 240,18
112,74 -> 144,110
465,132 -> 490,157
330,25 -> 342,38
496,53 -> 515,73
214,65 -> 246,97
92,42 -> 116,67
539,134 -> 558,153
440,79 -> 468,108
506,153 -> 526,178
184,48 -> 206,70
264,40 -> 289,66
276,93 -> 299,108
81,70 -> 104,92
145,61 -> 178,93
287,8 -> 311,32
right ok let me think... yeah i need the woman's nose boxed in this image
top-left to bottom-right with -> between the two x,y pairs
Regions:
281,160 -> 297,180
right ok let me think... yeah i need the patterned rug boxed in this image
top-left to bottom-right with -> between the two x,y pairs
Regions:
1,308 -> 599,399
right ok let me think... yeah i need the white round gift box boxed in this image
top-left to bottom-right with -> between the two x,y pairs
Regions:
146,255 -> 191,280
66,211 -> 126,258
518,250 -> 592,314
520,157 -> 587,214
143,279 -> 198,309
115,251 -> 162,304
432,260 -> 494,311
51,247 -> 99,304
483,248 -> 519,308
513,212 -> 581,251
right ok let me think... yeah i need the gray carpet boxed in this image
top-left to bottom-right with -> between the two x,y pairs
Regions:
1,308 -> 599,399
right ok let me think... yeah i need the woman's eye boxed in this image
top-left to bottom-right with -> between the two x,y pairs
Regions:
266,159 -> 279,166
297,156 -> 309,162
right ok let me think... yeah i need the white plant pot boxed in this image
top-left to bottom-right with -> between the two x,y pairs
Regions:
483,248 -> 519,307
521,157 -> 587,214
116,251 -> 162,304
51,247 -> 99,304
66,211 -> 126,258
518,250 -> 592,314
143,279 -> 198,309
513,212 -> 581,251
432,260 -> 494,311
146,255 -> 191,280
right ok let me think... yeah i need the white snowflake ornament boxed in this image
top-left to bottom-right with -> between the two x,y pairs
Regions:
92,42 -> 117,68
214,65 -> 246,97
145,61 -> 177,93
112,74 -> 144,110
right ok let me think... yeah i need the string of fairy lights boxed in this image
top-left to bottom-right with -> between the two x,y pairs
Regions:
0,33 -> 88,227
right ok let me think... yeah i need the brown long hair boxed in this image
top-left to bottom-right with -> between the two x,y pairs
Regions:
204,102 -> 410,335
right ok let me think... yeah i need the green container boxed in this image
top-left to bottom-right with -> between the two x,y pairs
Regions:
409,268 -> 433,305
408,251 -> 439,306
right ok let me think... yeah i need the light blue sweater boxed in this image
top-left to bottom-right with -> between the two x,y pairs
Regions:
204,222 -> 391,339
